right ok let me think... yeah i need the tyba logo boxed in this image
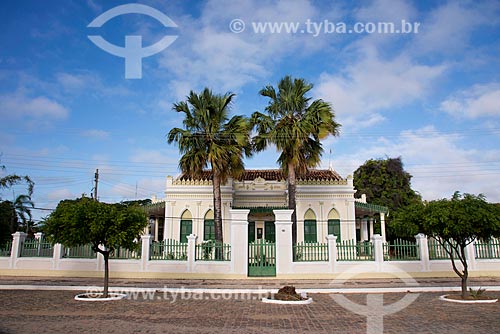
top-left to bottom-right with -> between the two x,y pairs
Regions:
88,3 -> 178,79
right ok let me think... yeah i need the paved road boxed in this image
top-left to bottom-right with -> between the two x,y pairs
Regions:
0,289 -> 498,333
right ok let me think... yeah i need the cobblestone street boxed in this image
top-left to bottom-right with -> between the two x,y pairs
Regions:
0,289 -> 498,333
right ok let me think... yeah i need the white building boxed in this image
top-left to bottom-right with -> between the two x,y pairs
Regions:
149,169 -> 388,244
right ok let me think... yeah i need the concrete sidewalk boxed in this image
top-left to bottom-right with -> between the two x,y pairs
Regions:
1,275 -> 500,291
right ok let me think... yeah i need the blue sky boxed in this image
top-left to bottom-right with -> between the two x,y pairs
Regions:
0,0 -> 499,222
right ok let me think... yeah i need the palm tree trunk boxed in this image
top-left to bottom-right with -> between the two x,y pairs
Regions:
288,162 -> 297,246
213,173 -> 223,243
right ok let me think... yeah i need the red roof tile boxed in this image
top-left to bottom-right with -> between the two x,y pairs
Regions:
178,169 -> 343,181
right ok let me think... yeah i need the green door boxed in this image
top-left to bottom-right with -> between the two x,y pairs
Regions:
248,238 -> 276,277
248,221 -> 255,243
264,221 -> 275,242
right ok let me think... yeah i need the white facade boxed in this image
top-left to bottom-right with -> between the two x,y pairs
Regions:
159,169 -> 383,243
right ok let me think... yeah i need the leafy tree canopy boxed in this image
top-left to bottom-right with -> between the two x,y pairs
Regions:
44,197 -> 148,253
392,192 -> 500,297
354,157 -> 420,213
43,197 -> 148,297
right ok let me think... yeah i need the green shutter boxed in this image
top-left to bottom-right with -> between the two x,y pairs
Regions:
248,222 -> 255,242
304,220 -> 317,243
328,219 -> 341,239
180,220 -> 192,243
204,219 -> 215,241
264,221 -> 275,242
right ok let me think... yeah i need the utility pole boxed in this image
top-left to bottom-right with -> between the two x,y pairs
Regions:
93,168 -> 99,201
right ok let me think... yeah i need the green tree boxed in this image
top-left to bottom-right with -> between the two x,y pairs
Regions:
0,163 -> 34,198
168,88 -> 252,243
354,157 -> 421,239
392,192 -> 500,298
13,194 -> 34,233
0,201 -> 14,246
354,157 -> 420,212
1,163 -> 35,241
44,197 -> 148,297
251,75 -> 340,244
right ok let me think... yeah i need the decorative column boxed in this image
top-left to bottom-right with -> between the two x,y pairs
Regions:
187,234 -> 197,273
10,232 -> 26,269
361,218 -> 369,241
274,209 -> 294,275
415,233 -> 429,271
154,218 -> 159,242
380,212 -> 387,243
229,209 -> 249,276
52,243 -> 63,270
141,234 -> 152,271
326,234 -> 337,273
369,218 -> 374,240
372,234 -> 384,265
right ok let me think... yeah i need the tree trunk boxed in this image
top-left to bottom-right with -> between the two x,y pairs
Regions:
287,162 -> 297,246
461,273 -> 468,299
103,251 -> 109,298
460,245 -> 469,299
213,173 -> 223,243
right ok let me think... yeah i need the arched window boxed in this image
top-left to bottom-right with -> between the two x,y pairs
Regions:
180,210 -> 192,243
204,210 -> 215,241
327,208 -> 341,239
304,209 -> 317,243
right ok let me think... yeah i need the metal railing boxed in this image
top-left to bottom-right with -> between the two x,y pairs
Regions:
62,244 -> 97,258
475,238 -> 500,259
337,240 -> 374,261
0,241 -> 12,257
109,245 -> 141,259
150,239 -> 188,260
195,241 -> 231,261
428,238 -> 460,260
293,241 -> 328,261
383,239 -> 420,261
20,238 -> 53,257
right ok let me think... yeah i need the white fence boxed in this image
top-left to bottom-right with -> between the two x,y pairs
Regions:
1,209 -> 499,279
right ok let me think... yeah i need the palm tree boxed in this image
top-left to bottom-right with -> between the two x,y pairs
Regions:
251,75 -> 340,244
13,194 -> 34,233
168,88 -> 252,243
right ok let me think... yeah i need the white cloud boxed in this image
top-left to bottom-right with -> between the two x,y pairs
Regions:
355,0 -> 417,23
86,0 -> 102,13
81,129 -> 110,140
412,1 -> 499,55
55,72 -> 131,97
329,126 -> 500,202
157,0 -> 331,99
46,188 -> 76,201
314,51 -> 446,128
0,93 -> 69,120
440,84 -> 500,119
129,148 -> 180,166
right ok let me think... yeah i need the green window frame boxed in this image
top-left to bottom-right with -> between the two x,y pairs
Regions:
264,221 -> 275,242
204,219 -> 215,241
328,219 -> 341,239
304,220 -> 317,243
180,220 -> 192,243
248,221 -> 255,242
